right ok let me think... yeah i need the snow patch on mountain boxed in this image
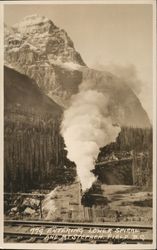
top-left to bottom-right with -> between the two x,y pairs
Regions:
48,57 -> 82,71
13,14 -> 55,32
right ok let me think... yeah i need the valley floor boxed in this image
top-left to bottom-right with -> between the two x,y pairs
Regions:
101,185 -> 152,225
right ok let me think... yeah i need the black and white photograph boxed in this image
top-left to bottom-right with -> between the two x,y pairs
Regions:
1,0 -> 156,249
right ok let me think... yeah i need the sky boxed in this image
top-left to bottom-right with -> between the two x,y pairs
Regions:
4,3 -> 153,120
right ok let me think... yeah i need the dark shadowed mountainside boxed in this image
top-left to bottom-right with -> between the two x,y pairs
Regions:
4,66 -> 62,117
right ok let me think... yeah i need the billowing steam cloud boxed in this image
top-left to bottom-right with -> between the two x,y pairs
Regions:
93,63 -> 142,95
61,79 -> 121,191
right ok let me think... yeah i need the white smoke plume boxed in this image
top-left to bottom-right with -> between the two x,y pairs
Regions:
61,79 -> 121,191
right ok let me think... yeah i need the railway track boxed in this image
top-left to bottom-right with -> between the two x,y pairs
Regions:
4,219 -> 153,244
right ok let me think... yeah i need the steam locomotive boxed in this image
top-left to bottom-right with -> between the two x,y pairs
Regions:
81,181 -> 108,207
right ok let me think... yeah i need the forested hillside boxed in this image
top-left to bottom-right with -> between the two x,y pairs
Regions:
4,66 -> 77,192
98,126 -> 152,158
96,127 -> 152,188
4,109 -> 76,192
4,109 -> 152,192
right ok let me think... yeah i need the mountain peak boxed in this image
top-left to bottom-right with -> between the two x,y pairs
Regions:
4,14 -> 85,106
12,14 -> 56,34
5,14 -> 85,66
21,14 -> 49,22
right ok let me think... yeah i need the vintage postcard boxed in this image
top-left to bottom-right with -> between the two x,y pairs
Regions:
0,0 -> 156,249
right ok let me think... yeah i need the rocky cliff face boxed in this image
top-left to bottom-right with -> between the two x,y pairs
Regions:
4,15 -> 84,106
4,14 -> 150,128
